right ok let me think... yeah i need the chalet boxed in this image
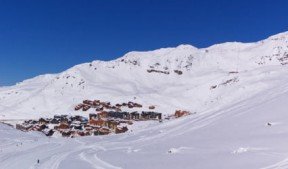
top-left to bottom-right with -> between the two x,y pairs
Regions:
114,108 -> 122,112
71,124 -> 83,130
106,111 -> 129,119
75,104 -> 84,111
93,130 -> 100,136
134,103 -> 143,108
92,128 -> 101,136
30,126 -> 39,131
89,113 -> 97,120
141,111 -> 162,120
89,118 -> 105,127
149,105 -> 156,110
93,128 -> 107,136
84,126 -> 93,132
55,123 -> 70,130
141,111 -> 150,119
84,131 -> 91,136
31,124 -> 47,131
24,120 -> 37,125
107,120 -> 119,130
75,131 -> 85,137
42,129 -> 54,136
96,106 -> 104,111
98,111 -> 108,118
115,103 -> 122,107
72,115 -> 88,123
62,131 -> 72,137
130,111 -> 140,120
115,126 -> 128,134
39,124 -> 48,131
71,115 -> 80,121
121,112 -> 130,119
83,100 -> 93,105
59,115 -> 68,119
38,118 -> 49,125
104,105 -> 111,109
152,112 -> 162,120
100,102 -> 110,107
175,110 -> 190,118
106,111 -> 117,118
50,118 -> 60,124
82,105 -> 91,111
54,115 -> 62,120
16,124 -> 32,131
92,100 -> 100,106
60,117 -> 70,124
98,128 -> 110,135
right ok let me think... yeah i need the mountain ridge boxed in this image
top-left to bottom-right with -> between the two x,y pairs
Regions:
9,31 -> 288,87
1,31 -> 288,120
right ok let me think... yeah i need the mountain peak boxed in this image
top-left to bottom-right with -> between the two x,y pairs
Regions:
267,31 -> 288,41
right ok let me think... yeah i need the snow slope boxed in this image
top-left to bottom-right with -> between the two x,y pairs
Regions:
1,31 -> 288,168
1,74 -> 288,169
1,32 -> 288,120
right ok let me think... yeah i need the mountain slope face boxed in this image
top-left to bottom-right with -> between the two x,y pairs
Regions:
2,63 -> 288,169
1,32 -> 288,119
2,32 -> 288,169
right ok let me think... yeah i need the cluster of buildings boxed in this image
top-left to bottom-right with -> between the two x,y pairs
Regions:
97,111 -> 162,121
16,114 -> 131,138
14,98 -> 192,138
15,110 -> 163,138
74,99 -> 155,112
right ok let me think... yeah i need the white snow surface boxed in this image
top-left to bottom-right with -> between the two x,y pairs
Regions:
1,32 -> 288,168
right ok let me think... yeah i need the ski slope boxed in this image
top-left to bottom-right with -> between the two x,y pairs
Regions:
1,78 -> 288,169
1,31 -> 288,168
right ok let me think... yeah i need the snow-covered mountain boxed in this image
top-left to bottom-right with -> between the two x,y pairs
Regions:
1,32 -> 288,120
2,79 -> 288,169
2,32 -> 288,169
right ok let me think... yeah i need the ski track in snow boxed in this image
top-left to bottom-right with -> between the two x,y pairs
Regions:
261,158 -> 288,169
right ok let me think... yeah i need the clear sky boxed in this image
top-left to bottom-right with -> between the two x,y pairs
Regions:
0,0 -> 288,86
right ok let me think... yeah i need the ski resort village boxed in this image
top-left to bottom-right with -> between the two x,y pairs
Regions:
2,32 -> 288,169
14,99 -> 190,137
1,1 -> 288,168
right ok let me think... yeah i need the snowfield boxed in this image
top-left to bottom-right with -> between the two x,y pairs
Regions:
1,32 -> 288,168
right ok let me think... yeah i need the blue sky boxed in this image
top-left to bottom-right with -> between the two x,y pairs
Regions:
0,0 -> 288,86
